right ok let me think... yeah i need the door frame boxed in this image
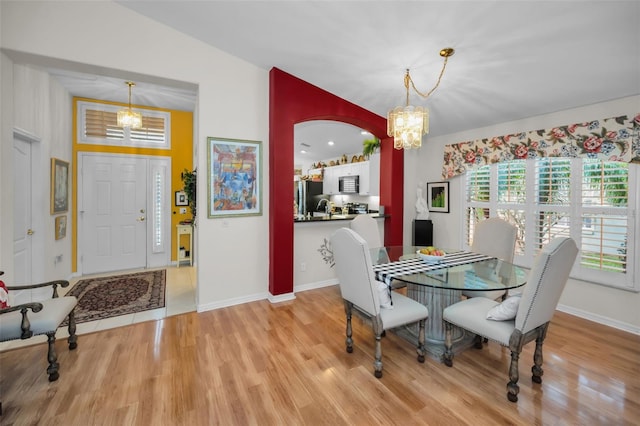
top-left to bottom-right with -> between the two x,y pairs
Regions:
77,152 -> 172,275
13,127 -> 45,285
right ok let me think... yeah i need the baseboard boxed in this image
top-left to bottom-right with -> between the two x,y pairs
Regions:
197,292 -> 270,312
196,279 -> 339,312
294,278 -> 338,293
556,303 -> 640,335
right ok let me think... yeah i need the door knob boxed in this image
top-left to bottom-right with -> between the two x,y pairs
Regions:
137,216 -> 146,222
27,229 -> 34,235
140,209 -> 145,213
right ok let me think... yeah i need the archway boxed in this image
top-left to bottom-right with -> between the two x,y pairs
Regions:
269,68 -> 404,297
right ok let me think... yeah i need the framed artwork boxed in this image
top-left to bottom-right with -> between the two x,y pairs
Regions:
51,158 -> 69,214
207,137 -> 262,218
55,215 -> 67,240
175,190 -> 188,206
427,181 -> 450,213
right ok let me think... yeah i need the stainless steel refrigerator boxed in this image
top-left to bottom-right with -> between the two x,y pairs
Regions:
295,180 -> 324,216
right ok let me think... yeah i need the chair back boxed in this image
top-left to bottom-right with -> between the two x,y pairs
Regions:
515,237 -> 578,333
472,218 -> 517,262
350,214 -> 382,248
331,227 -> 380,316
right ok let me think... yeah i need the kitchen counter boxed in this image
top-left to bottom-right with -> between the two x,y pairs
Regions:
294,213 -> 387,223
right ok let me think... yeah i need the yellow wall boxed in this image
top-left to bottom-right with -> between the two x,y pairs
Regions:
71,97 -> 194,271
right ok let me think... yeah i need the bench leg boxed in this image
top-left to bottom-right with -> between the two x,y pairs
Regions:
67,309 -> 78,350
46,332 -> 60,382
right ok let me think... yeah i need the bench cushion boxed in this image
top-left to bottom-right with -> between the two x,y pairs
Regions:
0,296 -> 77,341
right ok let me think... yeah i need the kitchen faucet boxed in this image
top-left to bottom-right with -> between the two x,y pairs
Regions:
316,198 -> 330,213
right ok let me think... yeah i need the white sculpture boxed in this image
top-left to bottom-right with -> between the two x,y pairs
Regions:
416,183 -> 430,220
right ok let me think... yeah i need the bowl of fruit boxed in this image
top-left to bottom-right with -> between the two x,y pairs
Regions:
417,247 -> 446,263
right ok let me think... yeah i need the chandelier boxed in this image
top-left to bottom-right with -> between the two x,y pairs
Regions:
117,81 -> 142,129
387,47 -> 455,150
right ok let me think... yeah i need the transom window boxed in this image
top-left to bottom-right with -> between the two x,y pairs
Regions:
77,101 -> 171,149
464,158 -> 638,291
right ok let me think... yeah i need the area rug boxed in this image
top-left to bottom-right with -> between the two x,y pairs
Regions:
63,269 -> 166,325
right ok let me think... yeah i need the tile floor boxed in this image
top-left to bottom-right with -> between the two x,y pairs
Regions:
0,265 -> 196,352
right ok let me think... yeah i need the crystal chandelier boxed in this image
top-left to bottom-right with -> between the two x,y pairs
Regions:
387,48 -> 455,150
117,81 -> 142,129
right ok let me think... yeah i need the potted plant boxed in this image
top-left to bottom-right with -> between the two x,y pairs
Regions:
182,168 -> 197,223
362,137 -> 381,159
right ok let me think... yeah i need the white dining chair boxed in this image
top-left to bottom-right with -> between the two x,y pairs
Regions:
462,217 -> 517,301
331,227 -> 429,378
442,237 -> 578,402
350,214 -> 382,247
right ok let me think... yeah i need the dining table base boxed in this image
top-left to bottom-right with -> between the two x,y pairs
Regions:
391,284 -> 475,361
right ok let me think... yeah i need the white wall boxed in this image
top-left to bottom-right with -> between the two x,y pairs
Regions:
405,96 -> 640,333
0,1 -> 269,309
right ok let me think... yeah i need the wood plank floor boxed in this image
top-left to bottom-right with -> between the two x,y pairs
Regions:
1,285 -> 638,425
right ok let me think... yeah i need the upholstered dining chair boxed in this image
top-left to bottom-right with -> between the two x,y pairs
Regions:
442,237 -> 578,402
331,228 -> 429,378
0,272 -> 78,382
350,214 -> 400,287
350,214 -> 382,248
462,217 -> 517,301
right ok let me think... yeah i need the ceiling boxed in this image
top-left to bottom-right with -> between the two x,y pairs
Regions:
45,1 -> 639,164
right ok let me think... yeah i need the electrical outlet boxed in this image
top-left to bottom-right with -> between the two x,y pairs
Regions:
300,262 -> 306,272
180,207 -> 187,214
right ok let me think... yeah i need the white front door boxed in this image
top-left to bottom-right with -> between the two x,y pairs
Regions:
80,154 -> 148,274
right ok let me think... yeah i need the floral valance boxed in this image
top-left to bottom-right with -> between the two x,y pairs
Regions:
442,113 -> 640,179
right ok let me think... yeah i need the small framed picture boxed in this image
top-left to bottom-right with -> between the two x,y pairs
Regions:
175,191 -> 188,206
427,181 -> 450,213
51,158 -> 69,214
55,215 -> 67,240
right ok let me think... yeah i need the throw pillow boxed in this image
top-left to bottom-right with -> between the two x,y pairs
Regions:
376,280 -> 393,309
486,295 -> 521,321
0,280 -> 9,309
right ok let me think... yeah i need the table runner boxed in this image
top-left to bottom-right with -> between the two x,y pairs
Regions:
372,251 -> 495,287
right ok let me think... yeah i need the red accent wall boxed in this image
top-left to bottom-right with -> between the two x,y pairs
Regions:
269,68 -> 404,296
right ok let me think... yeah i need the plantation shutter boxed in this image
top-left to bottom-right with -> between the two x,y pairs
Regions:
85,109 -> 125,140
580,160 -> 628,274
533,158 -> 572,254
79,101 -> 170,147
465,165 -> 490,247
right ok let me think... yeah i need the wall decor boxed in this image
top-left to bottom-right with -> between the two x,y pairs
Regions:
427,181 -> 450,213
51,158 -> 69,214
207,137 -> 262,218
175,190 -> 188,206
55,215 -> 67,240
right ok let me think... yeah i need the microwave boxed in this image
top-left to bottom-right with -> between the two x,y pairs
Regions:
338,175 -> 359,194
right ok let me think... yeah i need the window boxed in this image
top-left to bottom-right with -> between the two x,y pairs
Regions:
464,159 -> 637,291
77,101 -> 171,149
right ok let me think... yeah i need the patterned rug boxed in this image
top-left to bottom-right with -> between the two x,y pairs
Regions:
63,270 -> 166,324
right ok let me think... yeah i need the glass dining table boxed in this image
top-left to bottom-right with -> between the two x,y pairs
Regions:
370,246 -> 528,359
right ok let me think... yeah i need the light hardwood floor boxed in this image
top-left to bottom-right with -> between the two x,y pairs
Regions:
1,284 -> 638,425
0,266 -> 196,352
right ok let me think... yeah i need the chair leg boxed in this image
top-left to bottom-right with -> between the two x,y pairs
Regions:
416,319 -> 426,363
507,349 -> 521,402
46,332 -> 60,382
443,322 -> 454,367
473,334 -> 484,349
343,301 -> 353,353
373,332 -> 383,378
67,309 -> 78,350
532,326 -> 547,384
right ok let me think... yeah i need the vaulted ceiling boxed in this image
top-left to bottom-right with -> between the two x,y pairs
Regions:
47,1 -> 640,161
